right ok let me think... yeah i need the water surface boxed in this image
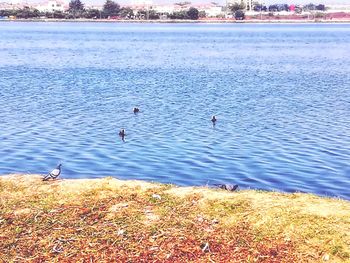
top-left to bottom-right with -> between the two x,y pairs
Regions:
0,22 -> 350,199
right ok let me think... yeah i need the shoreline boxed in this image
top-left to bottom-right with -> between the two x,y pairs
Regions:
1,18 -> 350,23
0,173 -> 347,201
1,174 -> 349,261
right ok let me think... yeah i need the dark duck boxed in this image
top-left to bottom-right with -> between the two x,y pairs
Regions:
211,115 -> 217,125
119,129 -> 126,137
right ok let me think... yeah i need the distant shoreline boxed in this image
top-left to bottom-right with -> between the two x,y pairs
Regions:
1,18 -> 350,24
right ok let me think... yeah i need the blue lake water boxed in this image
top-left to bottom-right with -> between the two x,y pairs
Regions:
0,22 -> 350,199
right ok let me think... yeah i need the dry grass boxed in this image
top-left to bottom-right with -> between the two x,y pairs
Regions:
0,174 -> 350,262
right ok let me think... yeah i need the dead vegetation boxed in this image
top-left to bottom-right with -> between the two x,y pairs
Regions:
0,174 -> 350,262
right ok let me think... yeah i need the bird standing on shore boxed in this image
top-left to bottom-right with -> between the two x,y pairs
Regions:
43,164 -> 62,181
214,184 -> 238,191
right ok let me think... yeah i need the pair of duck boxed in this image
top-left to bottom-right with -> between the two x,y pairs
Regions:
118,108 -> 140,137
119,111 -> 217,137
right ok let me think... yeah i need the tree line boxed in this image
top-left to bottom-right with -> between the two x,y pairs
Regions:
228,2 -> 327,20
0,0 -> 328,20
0,0 -> 200,20
250,3 -> 325,13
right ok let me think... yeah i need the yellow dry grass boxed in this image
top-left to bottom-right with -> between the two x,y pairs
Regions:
0,174 -> 350,262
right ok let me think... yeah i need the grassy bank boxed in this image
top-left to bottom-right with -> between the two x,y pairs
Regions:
1,174 -> 349,262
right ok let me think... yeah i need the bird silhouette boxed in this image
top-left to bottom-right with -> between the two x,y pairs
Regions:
211,115 -> 217,125
43,164 -> 62,181
119,129 -> 126,137
119,129 -> 126,142
133,107 -> 140,114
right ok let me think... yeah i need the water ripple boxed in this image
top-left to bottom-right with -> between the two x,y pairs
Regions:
0,22 -> 350,199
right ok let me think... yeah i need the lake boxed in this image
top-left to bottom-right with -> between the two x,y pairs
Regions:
0,22 -> 349,199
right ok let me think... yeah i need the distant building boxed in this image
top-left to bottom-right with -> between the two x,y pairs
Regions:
36,0 -> 67,12
194,3 -> 223,17
327,5 -> 350,13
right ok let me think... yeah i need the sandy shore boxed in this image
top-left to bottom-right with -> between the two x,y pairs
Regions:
1,174 -> 350,262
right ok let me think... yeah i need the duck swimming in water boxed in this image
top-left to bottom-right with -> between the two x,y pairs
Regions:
133,107 -> 140,114
119,129 -> 126,137
211,115 -> 217,124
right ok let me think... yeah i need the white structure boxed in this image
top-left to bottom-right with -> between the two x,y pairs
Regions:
128,3 -> 224,17
195,4 -> 223,17
36,0 -> 67,12
326,5 -> 350,13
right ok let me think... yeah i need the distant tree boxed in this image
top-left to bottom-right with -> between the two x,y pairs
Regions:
68,0 -> 84,18
32,8 -> 41,17
65,13 -> 75,19
253,4 -> 259,11
199,10 -> 206,18
268,4 -> 288,12
16,7 -> 40,19
170,10 -> 188,19
120,7 -> 134,19
282,4 -> 289,11
234,9 -> 245,20
187,7 -> 199,20
294,5 -> 302,14
229,2 -> 245,12
53,10 -> 65,18
268,4 -> 278,12
43,11 -> 55,19
316,4 -> 325,11
253,4 -> 267,12
148,10 -> 160,20
315,12 -> 325,18
45,11 -> 53,18
135,10 -> 146,19
83,8 -> 100,19
102,0 -> 120,18
304,3 -> 316,11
